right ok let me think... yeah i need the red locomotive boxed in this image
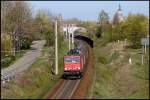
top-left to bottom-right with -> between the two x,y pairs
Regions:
63,41 -> 88,79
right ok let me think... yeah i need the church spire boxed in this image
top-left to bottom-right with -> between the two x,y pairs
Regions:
113,4 -> 124,25
118,4 -> 121,11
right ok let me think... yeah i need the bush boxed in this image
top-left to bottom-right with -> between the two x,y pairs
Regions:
21,37 -> 32,49
98,54 -> 107,64
96,26 -> 102,38
43,29 -> 54,46
1,53 -> 25,69
1,56 -> 12,68
108,51 -> 119,63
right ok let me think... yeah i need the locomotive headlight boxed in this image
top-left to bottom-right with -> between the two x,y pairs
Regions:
65,68 -> 67,70
78,67 -> 80,70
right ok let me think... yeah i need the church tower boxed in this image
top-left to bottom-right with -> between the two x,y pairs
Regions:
113,4 -> 124,25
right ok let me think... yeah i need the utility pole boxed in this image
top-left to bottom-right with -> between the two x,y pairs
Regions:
71,32 -> 74,49
66,28 -> 68,39
68,24 -> 71,50
13,34 -> 16,56
141,45 -> 144,65
144,43 -> 146,53
69,25 -> 74,49
55,20 -> 58,75
124,38 -> 127,47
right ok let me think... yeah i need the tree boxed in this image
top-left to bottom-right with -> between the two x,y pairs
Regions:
112,21 -> 126,41
34,9 -> 55,46
1,1 -> 33,51
1,34 -> 12,57
98,9 -> 110,32
97,10 -> 112,39
123,14 -> 149,48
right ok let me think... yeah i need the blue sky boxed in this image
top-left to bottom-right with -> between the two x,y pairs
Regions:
28,1 -> 149,21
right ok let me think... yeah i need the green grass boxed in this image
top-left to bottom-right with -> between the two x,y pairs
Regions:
131,49 -> 149,80
128,48 -> 149,99
1,57 -> 54,99
89,38 -> 149,99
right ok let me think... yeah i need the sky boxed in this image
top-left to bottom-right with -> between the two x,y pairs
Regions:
28,1 -> 149,21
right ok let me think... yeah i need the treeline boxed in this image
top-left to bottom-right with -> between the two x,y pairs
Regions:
77,9 -> 149,49
95,10 -> 149,48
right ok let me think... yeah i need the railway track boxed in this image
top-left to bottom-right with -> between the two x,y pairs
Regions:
43,78 -> 81,99
50,79 -> 80,99
44,40 -> 93,99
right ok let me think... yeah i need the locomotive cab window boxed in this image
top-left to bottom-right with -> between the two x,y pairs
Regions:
72,58 -> 80,62
64,58 -> 80,62
64,58 -> 72,62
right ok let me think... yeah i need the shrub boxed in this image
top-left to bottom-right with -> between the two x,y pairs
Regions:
98,54 -> 107,64
96,26 -> 102,38
108,51 -> 119,63
43,29 -> 54,46
21,37 -> 32,49
1,56 -> 12,68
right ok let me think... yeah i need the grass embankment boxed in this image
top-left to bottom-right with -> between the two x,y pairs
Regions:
88,38 -> 149,99
1,40 -> 68,99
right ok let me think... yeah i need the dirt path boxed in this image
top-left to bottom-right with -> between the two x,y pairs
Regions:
1,40 -> 45,81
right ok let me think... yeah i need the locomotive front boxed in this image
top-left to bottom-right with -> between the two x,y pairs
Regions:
63,49 -> 83,79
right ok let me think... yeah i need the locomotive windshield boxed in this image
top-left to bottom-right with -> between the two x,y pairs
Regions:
67,49 -> 81,55
64,57 -> 80,62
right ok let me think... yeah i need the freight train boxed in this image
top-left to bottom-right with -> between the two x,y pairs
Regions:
63,40 -> 88,79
